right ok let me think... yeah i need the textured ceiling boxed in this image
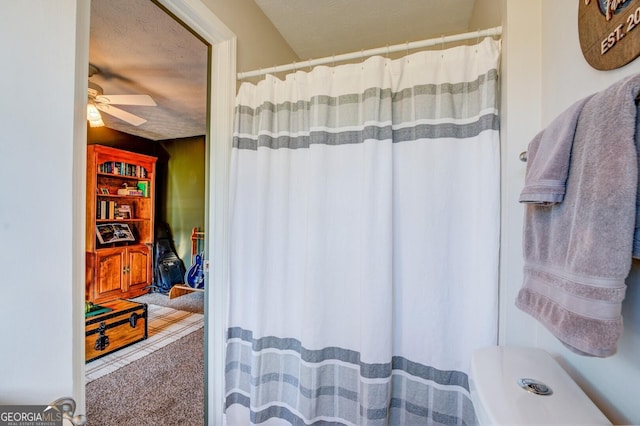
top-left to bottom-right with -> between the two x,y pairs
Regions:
90,0 -> 208,141
253,0 -> 476,60
89,0 -> 479,141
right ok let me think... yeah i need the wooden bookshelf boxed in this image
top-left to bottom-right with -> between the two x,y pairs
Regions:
86,145 -> 157,303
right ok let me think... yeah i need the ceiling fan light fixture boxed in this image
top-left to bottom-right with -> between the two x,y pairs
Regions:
87,103 -> 105,127
86,70 -> 156,127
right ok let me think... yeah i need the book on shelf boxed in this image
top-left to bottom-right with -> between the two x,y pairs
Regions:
116,204 -> 132,219
137,181 -> 149,197
96,223 -> 136,244
99,200 -> 107,219
99,161 -> 148,178
108,201 -> 116,219
98,200 -> 126,220
117,187 -> 144,196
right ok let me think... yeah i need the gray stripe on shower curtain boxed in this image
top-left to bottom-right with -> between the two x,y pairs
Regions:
234,115 -> 498,151
233,70 -> 499,151
226,327 -> 474,425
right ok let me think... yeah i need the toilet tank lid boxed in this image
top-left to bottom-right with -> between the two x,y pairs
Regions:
470,346 -> 611,425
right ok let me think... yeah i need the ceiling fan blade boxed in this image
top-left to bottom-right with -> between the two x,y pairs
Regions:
96,94 -> 157,106
97,105 -> 147,126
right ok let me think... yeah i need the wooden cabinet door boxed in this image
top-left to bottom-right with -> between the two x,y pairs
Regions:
127,245 -> 151,291
95,248 -> 127,302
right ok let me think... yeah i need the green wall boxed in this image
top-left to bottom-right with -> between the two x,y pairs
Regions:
159,136 -> 206,266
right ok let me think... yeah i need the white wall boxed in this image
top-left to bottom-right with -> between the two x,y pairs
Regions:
498,0 -> 542,350
201,0 -> 298,84
0,0 -> 88,408
501,1 -> 640,424
468,0 -> 501,31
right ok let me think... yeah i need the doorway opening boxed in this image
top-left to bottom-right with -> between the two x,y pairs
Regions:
75,0 -> 235,423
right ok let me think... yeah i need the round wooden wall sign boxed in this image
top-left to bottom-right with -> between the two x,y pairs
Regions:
579,0 -> 640,70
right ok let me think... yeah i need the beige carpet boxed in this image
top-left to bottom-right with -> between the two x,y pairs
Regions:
85,304 -> 204,383
131,290 -> 205,314
86,328 -> 204,426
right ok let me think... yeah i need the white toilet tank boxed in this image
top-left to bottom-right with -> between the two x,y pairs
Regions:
469,346 -> 611,425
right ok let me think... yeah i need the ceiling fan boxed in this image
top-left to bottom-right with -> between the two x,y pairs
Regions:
87,64 -> 157,127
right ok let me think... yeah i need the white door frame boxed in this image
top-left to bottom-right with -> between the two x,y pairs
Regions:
74,1 -> 236,423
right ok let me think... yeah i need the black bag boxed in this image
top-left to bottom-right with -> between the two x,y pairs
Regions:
156,255 -> 185,293
152,222 -> 186,293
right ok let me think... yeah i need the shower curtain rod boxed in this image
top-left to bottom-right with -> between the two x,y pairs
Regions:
237,26 -> 502,80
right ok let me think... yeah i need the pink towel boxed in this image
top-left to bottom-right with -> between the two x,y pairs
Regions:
519,95 -> 593,205
517,73 -> 640,357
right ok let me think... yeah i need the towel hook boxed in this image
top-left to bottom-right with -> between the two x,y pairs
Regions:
519,151 -> 528,162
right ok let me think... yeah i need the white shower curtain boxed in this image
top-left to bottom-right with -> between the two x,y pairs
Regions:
226,37 -> 501,425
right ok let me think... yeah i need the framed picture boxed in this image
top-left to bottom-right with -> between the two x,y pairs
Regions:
96,223 -> 136,244
99,187 -> 110,195
117,204 -> 132,219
